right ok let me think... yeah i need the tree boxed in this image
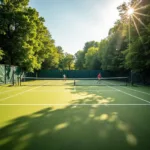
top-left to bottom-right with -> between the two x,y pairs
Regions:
99,27 -> 127,71
85,47 -> 100,69
0,0 -> 58,72
41,46 -> 59,70
75,50 -> 84,70
75,41 -> 100,70
97,39 -> 108,70
63,53 -> 74,70
57,46 -> 65,70
117,0 -> 150,71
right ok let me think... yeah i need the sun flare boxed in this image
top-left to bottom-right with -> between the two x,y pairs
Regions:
127,8 -> 134,16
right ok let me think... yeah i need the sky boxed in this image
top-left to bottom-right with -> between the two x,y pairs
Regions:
29,0 -> 129,54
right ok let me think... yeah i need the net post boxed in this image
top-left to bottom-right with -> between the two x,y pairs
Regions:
74,79 -> 75,86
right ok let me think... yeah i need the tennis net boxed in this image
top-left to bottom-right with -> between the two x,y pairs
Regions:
20,77 -> 128,86
74,77 -> 128,86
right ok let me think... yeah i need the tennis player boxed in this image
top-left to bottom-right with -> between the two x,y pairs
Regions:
63,74 -> 66,81
97,73 -> 101,83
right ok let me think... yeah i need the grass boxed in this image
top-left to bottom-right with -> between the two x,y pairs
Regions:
0,81 -> 150,150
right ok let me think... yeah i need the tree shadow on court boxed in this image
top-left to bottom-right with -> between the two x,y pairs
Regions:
0,82 -> 150,150
0,91 -> 150,150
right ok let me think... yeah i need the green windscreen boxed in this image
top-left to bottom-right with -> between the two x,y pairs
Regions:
0,65 -> 5,84
0,64 -> 21,85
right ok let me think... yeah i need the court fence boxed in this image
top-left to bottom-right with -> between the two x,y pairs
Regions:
26,70 -> 130,78
0,64 -> 21,85
23,70 -> 150,86
1,65 -> 149,86
131,70 -> 150,85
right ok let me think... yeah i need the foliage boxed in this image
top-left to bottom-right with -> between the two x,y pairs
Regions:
0,0 -> 60,72
0,49 -> 4,60
75,50 -> 84,70
75,41 -> 100,70
85,47 -> 99,70
75,0 -> 150,74
118,0 -> 150,71
63,53 -> 74,70
0,0 -> 149,73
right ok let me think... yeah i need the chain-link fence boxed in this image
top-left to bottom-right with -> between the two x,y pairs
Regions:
0,64 -> 21,85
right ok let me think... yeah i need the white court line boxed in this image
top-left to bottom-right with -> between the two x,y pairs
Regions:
0,86 -> 29,94
0,103 -> 150,106
0,82 -> 49,102
29,90 -> 72,92
29,89 -> 117,92
76,90 -> 117,92
103,81 -> 150,104
122,86 -> 150,96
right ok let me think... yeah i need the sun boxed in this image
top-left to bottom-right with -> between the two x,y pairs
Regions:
125,1 -> 149,45
127,8 -> 134,16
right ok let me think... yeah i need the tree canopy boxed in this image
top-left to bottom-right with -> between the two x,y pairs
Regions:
0,0 -> 149,74
0,0 -> 74,71
75,0 -> 150,73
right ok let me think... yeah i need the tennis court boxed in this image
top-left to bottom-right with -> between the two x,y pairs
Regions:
0,79 -> 150,150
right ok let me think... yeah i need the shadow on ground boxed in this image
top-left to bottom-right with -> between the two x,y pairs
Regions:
0,86 -> 150,150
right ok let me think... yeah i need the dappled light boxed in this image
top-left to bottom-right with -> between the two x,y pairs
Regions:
117,121 -> 129,132
38,129 -> 50,136
94,114 -> 109,121
54,122 -> 69,131
30,113 -> 43,118
126,133 -> 137,146
11,122 -> 29,133
0,87 -> 150,150
71,91 -> 115,105
19,133 -> 33,141
1,82 -> 150,150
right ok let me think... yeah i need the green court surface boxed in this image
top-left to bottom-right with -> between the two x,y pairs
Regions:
0,82 -> 150,150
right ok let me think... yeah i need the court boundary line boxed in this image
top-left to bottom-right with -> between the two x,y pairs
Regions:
122,86 -> 150,96
0,103 -> 150,106
0,82 -> 50,102
29,89 -> 118,92
0,86 -> 30,94
103,81 -> 150,104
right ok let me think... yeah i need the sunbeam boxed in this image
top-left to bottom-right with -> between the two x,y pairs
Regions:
134,12 -> 150,17
132,0 -> 142,10
135,4 -> 150,11
133,14 -> 149,30
131,16 -> 143,44
124,0 -> 149,46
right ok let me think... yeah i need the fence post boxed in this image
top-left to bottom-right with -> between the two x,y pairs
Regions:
12,66 -> 15,86
4,65 -> 6,84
